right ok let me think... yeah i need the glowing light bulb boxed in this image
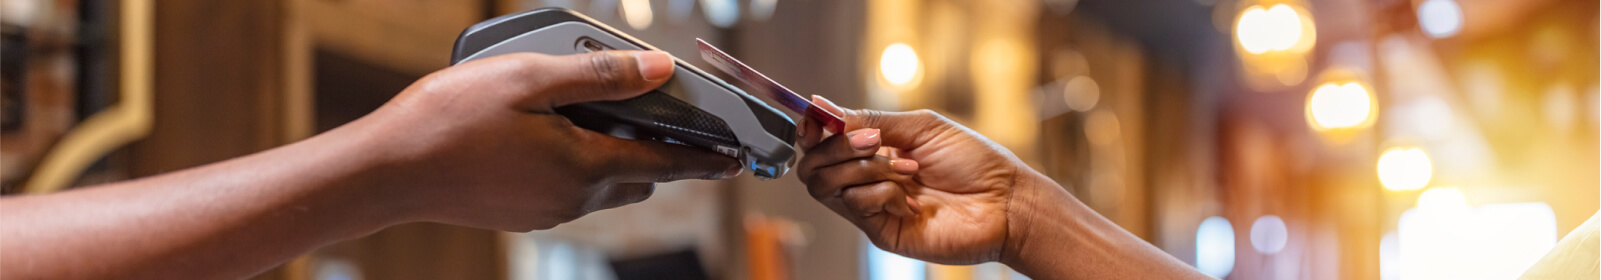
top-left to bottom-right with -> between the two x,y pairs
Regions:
1377,147 -> 1433,191
1236,4 -> 1304,54
879,43 -> 921,87
1306,82 -> 1374,130
622,0 -> 654,30
1417,0 -> 1463,38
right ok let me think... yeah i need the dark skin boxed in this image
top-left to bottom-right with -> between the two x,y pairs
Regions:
796,96 -> 1211,279
0,50 -> 741,279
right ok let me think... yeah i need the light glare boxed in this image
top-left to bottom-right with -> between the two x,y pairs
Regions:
1236,4 -> 1304,54
1397,203 -> 1558,279
1377,148 -> 1433,191
1417,187 -> 1469,216
1195,216 -> 1236,278
879,43 -> 921,87
1307,82 -> 1374,130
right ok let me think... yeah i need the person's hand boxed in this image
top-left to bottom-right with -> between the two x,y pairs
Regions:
330,51 -> 741,232
797,98 -> 1214,279
795,96 -> 1043,264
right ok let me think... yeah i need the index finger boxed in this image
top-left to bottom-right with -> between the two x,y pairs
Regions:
811,96 -> 949,150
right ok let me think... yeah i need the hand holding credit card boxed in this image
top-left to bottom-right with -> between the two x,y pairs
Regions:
697,39 -> 847,134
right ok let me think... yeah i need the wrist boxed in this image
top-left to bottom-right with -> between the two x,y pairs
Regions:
284,119 -> 423,240
998,170 -> 1084,277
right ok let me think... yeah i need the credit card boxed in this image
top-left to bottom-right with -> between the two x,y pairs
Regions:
697,39 -> 846,134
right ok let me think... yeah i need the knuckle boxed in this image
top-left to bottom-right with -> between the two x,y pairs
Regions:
585,53 -> 628,93
912,109 -> 946,122
860,110 -> 886,128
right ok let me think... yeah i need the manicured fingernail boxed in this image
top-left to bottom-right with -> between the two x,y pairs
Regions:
906,197 -> 923,215
848,128 -> 881,150
889,159 -> 919,174
635,51 -> 674,82
812,95 -> 846,116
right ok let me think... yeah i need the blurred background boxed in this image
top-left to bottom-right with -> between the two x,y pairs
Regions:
1,0 -> 1595,279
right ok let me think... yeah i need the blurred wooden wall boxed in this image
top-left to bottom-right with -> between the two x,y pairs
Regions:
133,0 -> 508,279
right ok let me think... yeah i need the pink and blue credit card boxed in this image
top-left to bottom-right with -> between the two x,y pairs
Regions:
697,39 -> 846,134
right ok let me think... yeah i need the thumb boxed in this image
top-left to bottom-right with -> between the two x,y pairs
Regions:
526,50 -> 676,110
812,95 -> 948,149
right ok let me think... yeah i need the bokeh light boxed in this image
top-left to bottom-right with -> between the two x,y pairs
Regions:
1084,110 -> 1121,147
700,0 -> 739,28
1250,215 -> 1288,254
879,43 -> 922,87
1417,0 -> 1463,38
867,239 -> 925,280
1235,4 -> 1304,54
1195,216 -> 1235,278
1377,147 -> 1433,191
750,0 -> 778,21
621,0 -> 654,30
1306,82 -> 1375,131
1063,76 -> 1100,112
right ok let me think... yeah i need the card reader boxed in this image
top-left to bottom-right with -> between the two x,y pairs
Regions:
450,8 -> 798,179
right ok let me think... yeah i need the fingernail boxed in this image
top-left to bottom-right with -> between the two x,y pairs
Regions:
635,51 -> 674,82
906,197 -> 923,215
812,95 -> 846,116
848,128 -> 881,150
889,159 -> 919,174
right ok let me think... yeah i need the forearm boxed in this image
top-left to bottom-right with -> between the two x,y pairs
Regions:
0,126 -> 403,279
1001,171 -> 1209,279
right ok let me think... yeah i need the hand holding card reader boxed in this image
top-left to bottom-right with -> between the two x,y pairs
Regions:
450,8 -> 797,179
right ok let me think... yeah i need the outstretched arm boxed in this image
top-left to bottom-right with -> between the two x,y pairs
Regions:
794,96 -> 1208,279
1,127 -> 398,279
0,50 -> 741,279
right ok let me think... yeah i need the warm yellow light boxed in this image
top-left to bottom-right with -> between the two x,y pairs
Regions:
622,0 -> 654,30
1417,187 -> 1468,215
1378,147 -> 1433,191
879,43 -> 921,87
1306,82 -> 1374,130
1235,4 -> 1304,54
1084,110 -> 1121,147
1063,76 -> 1100,112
